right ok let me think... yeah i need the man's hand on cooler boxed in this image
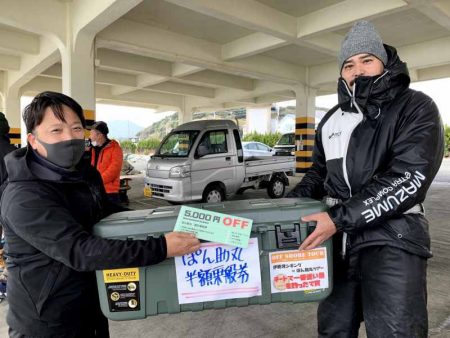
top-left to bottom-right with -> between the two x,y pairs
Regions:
299,212 -> 337,250
165,231 -> 201,257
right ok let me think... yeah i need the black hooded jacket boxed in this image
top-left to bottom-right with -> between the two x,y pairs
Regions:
0,134 -> 16,185
1,147 -> 167,336
288,45 -> 444,257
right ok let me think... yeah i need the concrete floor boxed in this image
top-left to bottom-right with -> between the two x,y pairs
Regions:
1,160 -> 449,337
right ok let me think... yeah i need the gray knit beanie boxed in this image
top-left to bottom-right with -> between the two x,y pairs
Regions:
338,20 -> 388,72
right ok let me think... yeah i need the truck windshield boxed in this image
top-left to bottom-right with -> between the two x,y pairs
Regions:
155,130 -> 199,157
277,133 -> 294,146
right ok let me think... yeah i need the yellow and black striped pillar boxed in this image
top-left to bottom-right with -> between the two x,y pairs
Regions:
9,127 -> 21,148
84,109 -> 96,138
295,117 -> 315,174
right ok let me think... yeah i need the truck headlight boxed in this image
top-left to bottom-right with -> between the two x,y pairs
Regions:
169,165 -> 191,178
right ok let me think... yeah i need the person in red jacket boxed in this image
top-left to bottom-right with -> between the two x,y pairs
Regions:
90,121 -> 123,203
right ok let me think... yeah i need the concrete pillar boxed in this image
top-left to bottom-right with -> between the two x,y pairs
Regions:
293,84 -> 317,175
246,105 -> 271,134
2,88 -> 22,148
177,96 -> 197,125
60,32 -> 96,135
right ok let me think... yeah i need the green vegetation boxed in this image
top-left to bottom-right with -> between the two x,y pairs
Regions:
120,140 -> 137,153
120,138 -> 160,154
136,138 -> 161,154
242,131 -> 282,147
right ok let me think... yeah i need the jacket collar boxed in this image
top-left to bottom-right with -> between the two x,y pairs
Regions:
94,138 -> 111,150
5,146 -> 90,183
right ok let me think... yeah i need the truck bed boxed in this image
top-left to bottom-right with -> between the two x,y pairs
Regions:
244,155 -> 295,177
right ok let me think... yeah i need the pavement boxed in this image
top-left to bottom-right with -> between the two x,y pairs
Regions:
1,159 -> 450,337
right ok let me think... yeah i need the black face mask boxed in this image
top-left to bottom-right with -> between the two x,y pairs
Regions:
36,138 -> 85,170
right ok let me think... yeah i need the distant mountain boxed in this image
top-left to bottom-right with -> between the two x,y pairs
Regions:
107,120 -> 144,140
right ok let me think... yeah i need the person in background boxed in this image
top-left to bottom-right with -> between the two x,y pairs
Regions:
0,113 -> 16,184
90,121 -> 123,204
0,112 -> 16,299
287,21 -> 444,337
1,91 -> 200,337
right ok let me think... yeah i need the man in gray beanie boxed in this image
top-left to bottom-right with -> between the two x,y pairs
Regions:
287,20 -> 444,337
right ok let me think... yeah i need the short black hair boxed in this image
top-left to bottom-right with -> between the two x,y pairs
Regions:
23,91 -> 86,133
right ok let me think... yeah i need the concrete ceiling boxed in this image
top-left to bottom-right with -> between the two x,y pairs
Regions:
0,0 -> 450,113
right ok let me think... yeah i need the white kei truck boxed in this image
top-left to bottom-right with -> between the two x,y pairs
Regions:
144,120 -> 296,203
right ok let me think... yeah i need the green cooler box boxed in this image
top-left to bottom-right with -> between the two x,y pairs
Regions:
94,197 -> 332,320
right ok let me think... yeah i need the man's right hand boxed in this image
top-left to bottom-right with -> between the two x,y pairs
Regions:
165,232 -> 201,258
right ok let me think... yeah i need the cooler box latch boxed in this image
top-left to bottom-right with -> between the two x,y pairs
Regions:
275,223 -> 301,249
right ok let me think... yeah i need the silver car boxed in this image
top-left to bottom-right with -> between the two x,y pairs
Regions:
242,141 -> 273,158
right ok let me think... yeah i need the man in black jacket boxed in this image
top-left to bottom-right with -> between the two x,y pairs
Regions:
0,112 -> 16,294
0,91 -> 200,337
0,112 -> 17,184
287,21 -> 444,337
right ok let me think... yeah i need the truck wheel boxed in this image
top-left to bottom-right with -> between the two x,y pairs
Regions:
203,185 -> 225,203
267,177 -> 285,198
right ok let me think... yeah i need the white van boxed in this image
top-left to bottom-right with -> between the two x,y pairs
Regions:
272,132 -> 295,156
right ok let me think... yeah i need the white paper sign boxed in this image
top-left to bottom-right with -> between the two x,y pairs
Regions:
269,247 -> 329,293
175,238 -> 262,304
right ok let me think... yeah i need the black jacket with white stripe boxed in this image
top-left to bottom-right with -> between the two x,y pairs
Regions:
288,45 -> 444,257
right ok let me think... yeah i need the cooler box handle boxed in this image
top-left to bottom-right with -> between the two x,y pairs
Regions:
275,222 -> 317,249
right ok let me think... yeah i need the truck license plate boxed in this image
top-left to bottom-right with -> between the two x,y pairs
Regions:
144,186 -> 152,198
